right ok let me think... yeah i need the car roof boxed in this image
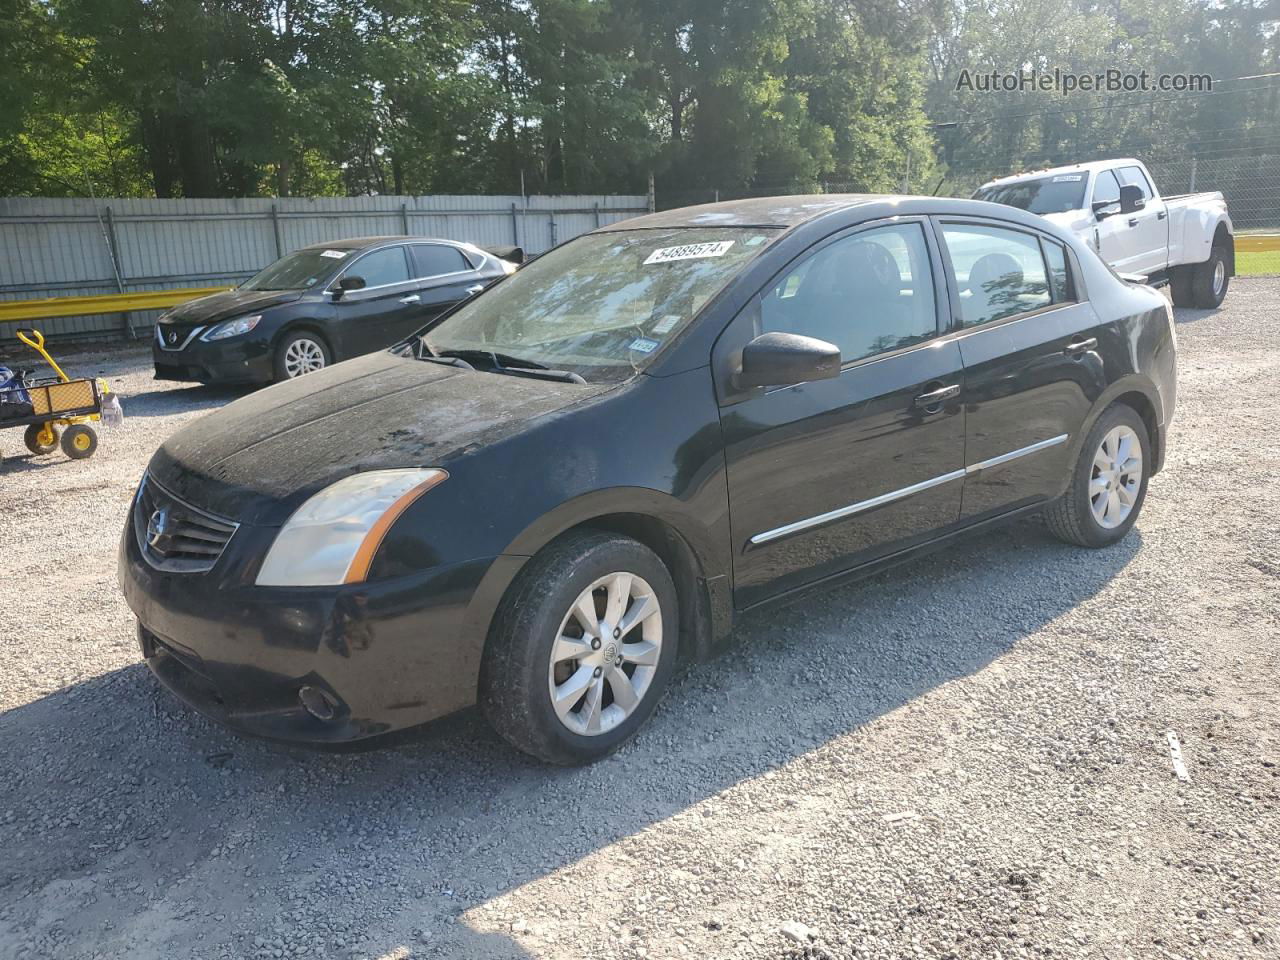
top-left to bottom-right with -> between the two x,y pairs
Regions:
979,158 -> 1144,189
296,236 -> 472,252
596,194 -> 1070,236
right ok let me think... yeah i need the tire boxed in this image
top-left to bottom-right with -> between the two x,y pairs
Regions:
23,422 -> 59,455
1045,404 -> 1150,548
1190,244 -> 1229,309
273,330 -> 331,381
1168,266 -> 1195,308
61,424 -> 98,459
479,530 -> 679,765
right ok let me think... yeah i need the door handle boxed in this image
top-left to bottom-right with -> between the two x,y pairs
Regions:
399,294 -> 420,304
1127,218 -> 1139,227
913,384 -> 960,410
1064,336 -> 1098,357
1157,211 -> 1167,220
466,284 -> 485,295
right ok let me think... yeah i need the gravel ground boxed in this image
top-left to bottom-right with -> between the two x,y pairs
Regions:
1,280 -> 1277,960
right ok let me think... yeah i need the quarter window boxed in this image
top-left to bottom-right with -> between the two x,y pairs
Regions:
1043,240 -> 1074,303
411,244 -> 471,279
759,223 -> 938,364
346,246 -> 410,289
941,224 -> 1051,327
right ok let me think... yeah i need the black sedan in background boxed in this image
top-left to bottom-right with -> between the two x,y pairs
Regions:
152,236 -> 516,384
121,195 -> 1176,765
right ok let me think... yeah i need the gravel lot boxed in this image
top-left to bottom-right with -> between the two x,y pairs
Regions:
2,280 -> 1277,960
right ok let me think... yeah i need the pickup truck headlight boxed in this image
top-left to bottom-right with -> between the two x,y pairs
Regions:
201,315 -> 262,341
256,469 -> 448,586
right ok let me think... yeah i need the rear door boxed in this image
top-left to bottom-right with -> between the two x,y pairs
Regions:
406,244 -> 488,338
717,218 -> 966,607
329,245 -> 421,355
1115,164 -> 1169,275
935,219 -> 1104,520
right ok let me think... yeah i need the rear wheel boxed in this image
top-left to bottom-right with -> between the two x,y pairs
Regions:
480,530 -> 679,765
274,331 -> 330,381
23,422 -> 59,455
1168,265 -> 1195,307
61,424 -> 98,459
1190,244 -> 1229,308
1045,404 -> 1149,548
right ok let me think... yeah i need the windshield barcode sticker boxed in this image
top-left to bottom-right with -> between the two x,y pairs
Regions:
644,241 -> 735,265
320,249 -> 348,259
1052,175 -> 1083,182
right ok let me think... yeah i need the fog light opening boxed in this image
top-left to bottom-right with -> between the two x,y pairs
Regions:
298,685 -> 339,722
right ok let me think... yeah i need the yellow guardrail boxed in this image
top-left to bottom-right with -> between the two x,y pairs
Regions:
0,286 -> 230,325
1237,234 -> 1280,253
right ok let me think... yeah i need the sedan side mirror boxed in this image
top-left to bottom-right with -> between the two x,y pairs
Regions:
1119,184 -> 1145,214
336,275 -> 366,295
735,332 -> 841,389
1092,200 -> 1121,220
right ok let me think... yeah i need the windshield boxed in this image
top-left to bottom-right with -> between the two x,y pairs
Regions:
421,228 -> 779,380
973,175 -> 1087,215
242,248 -> 352,291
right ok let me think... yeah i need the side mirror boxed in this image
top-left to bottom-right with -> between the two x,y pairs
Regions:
735,332 -> 841,389
1119,184 -> 1145,214
1092,199 -> 1121,220
336,275 -> 366,296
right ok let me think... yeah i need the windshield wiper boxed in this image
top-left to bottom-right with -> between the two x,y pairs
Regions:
422,345 -> 586,384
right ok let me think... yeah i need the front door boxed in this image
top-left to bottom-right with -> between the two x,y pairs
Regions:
1115,165 -> 1169,276
717,219 -> 966,607
330,245 -> 423,355
935,218 -> 1104,520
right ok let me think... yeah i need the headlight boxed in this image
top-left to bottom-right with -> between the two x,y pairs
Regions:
256,469 -> 448,586
201,315 -> 262,341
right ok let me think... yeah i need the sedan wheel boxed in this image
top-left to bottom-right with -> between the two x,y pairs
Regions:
1045,403 -> 1150,547
548,572 -> 663,736
480,530 -> 678,765
283,337 -> 327,378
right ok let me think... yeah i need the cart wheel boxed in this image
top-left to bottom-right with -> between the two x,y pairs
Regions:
24,423 -> 60,455
61,424 -> 98,459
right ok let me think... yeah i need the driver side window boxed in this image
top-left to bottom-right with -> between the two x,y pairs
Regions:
1093,170 -> 1121,206
759,223 -> 938,364
344,246 -> 410,289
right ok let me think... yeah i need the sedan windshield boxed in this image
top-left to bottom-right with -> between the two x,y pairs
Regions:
973,175 -> 1087,215
421,228 -> 779,380
242,248 -> 351,291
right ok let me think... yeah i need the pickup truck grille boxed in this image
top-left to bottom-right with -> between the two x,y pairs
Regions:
133,475 -> 238,573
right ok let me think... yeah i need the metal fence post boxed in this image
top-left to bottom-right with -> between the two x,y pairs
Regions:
270,203 -> 284,258
102,205 -> 132,337
400,202 -> 410,234
549,212 -> 558,247
647,173 -> 656,213
1188,157 -> 1198,193
593,202 -> 600,228
511,202 -> 520,245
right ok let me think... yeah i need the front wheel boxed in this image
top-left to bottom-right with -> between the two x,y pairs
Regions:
61,423 -> 98,459
479,531 -> 679,765
1044,404 -> 1150,548
1190,244 -> 1229,309
273,331 -> 331,381
23,422 -> 59,455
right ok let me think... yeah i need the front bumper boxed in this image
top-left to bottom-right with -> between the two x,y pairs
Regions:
152,333 -> 274,384
119,506 -> 507,744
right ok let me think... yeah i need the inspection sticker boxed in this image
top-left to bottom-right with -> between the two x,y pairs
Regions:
1052,175 -> 1083,182
629,337 -> 660,353
319,249 -> 348,258
644,240 -> 735,265
652,314 -> 682,334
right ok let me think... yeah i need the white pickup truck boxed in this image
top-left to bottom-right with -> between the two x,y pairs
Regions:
974,158 -> 1235,308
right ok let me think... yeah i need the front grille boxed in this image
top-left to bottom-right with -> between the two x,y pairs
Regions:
134,474 -> 238,573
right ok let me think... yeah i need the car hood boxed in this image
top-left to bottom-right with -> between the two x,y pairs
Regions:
148,351 -> 614,524
158,288 -> 304,329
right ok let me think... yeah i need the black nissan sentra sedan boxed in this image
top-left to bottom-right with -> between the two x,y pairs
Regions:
152,236 -> 514,384
120,195 -> 1176,764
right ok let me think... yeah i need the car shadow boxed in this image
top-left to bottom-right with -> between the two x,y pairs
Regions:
121,383 -> 257,418
0,518 -> 1141,959
1171,303 -> 1224,325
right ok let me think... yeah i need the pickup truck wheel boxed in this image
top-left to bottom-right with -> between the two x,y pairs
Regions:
1190,245 -> 1229,308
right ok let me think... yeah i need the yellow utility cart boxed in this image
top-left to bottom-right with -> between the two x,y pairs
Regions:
0,328 -> 119,460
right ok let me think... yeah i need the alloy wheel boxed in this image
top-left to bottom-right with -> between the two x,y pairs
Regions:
284,338 -> 326,378
547,572 -> 662,736
1090,424 -> 1142,529
1212,260 -> 1226,298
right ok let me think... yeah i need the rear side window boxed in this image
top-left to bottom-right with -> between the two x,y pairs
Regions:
411,244 -> 471,279
760,222 -> 938,364
347,246 -> 411,288
1092,170 -> 1121,206
1043,241 -> 1074,302
941,224 -> 1051,327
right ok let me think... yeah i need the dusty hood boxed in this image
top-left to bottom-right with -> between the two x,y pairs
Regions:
158,288 -> 304,330
148,351 -> 611,523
